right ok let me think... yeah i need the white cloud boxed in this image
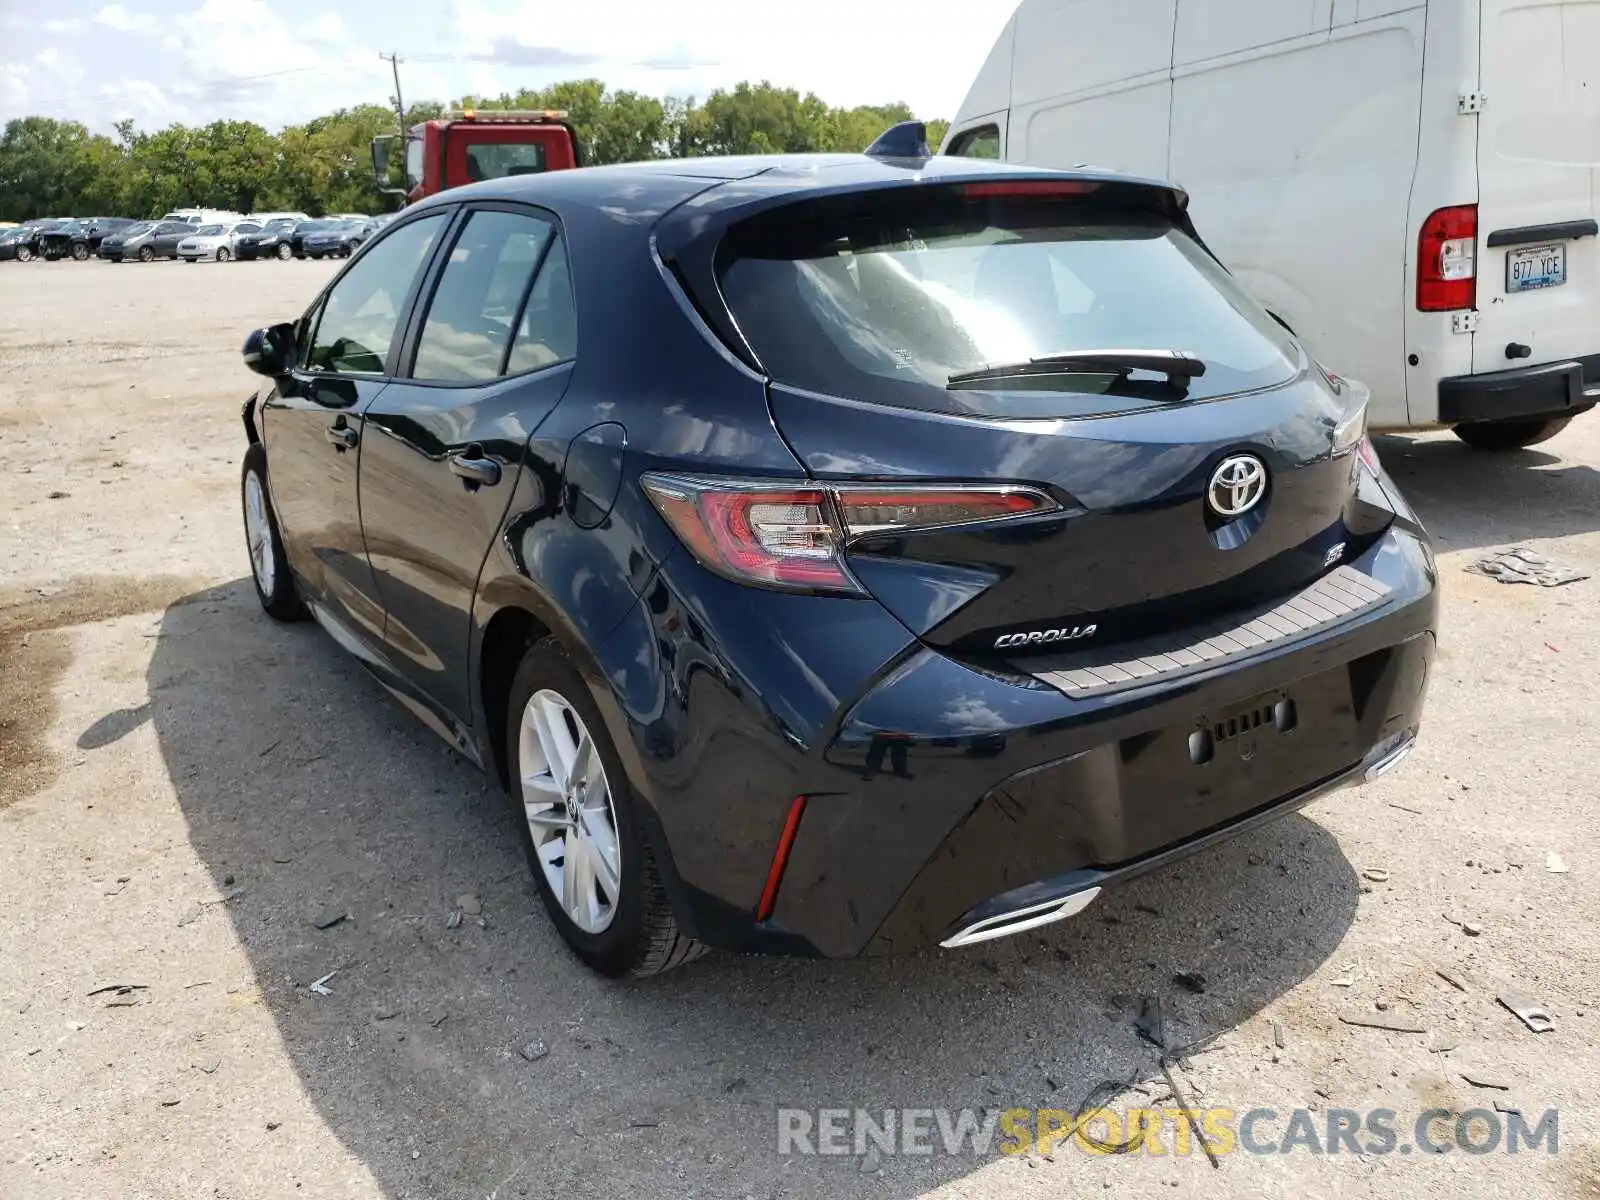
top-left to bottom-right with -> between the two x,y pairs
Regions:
93,4 -> 159,33
2,0 -> 1018,133
440,0 -> 1014,116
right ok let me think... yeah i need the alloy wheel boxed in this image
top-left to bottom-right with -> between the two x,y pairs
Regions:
518,689 -> 623,934
216,247 -> 231,263
242,468 -> 276,596
16,245 -> 31,263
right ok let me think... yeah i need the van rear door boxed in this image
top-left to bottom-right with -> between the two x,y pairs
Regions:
1473,0 -> 1599,376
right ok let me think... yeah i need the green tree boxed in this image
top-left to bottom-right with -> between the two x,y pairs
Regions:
0,82 -> 952,220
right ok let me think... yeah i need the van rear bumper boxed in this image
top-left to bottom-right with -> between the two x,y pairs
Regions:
1439,353 -> 1600,424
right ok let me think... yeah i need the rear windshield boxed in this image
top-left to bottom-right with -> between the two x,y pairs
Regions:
716,186 -> 1301,417
196,224 -> 224,235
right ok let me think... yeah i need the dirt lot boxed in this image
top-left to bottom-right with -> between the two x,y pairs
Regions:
1,258 -> 1598,1200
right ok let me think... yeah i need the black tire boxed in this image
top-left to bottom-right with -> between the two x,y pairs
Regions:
216,246 -> 231,263
277,243 -> 292,261
137,245 -> 153,263
240,443 -> 306,621
1452,416 -> 1573,451
505,638 -> 707,978
15,245 -> 32,263
71,242 -> 89,261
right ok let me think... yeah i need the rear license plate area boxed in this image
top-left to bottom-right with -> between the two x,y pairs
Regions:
1506,243 -> 1566,294
1114,669 -> 1365,857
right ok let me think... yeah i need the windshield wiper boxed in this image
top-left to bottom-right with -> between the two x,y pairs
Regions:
947,349 -> 1208,391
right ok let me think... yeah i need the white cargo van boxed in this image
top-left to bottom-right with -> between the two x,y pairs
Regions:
161,208 -> 245,227
946,0 -> 1599,448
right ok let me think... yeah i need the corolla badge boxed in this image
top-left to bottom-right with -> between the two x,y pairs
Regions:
994,624 -> 1098,650
1207,454 -> 1268,518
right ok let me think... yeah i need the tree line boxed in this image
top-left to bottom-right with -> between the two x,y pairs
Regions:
0,80 -> 950,222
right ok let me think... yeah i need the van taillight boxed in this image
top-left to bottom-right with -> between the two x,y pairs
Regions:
1417,205 -> 1478,312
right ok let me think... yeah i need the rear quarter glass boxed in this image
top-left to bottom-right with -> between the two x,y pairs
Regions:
715,187 -> 1303,418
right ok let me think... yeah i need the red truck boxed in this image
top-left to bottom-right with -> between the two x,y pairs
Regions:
372,108 -> 584,205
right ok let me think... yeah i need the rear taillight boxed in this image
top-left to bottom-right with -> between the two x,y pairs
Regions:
1417,204 -> 1477,312
641,474 -> 1059,594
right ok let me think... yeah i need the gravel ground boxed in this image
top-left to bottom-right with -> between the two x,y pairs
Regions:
1,258 -> 1597,1200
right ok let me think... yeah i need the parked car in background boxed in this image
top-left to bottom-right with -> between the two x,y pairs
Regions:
301,218 -> 376,259
0,219 -> 55,261
82,217 -> 137,251
36,219 -> 94,261
99,220 -> 154,261
236,148 -> 1436,977
286,219 -> 335,258
236,218 -> 303,261
178,220 -> 262,263
143,220 -> 201,261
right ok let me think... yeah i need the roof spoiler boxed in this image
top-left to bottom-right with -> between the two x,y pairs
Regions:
864,120 -> 931,160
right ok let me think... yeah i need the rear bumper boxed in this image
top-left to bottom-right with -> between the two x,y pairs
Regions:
1439,353 -> 1600,424
629,524 -> 1437,959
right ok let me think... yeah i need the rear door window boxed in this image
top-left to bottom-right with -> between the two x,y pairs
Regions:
716,184 -> 1301,417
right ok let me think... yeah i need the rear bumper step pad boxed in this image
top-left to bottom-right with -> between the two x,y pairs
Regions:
1030,565 -> 1393,700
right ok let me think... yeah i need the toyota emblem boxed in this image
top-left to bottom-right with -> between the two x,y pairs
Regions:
1208,455 -> 1268,518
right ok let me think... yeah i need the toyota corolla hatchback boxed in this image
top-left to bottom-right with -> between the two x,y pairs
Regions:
238,140 -> 1438,977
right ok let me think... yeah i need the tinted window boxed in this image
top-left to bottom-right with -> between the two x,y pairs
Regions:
948,125 -> 1001,159
463,142 -> 546,182
411,210 -> 555,383
156,222 -> 189,234
717,186 -> 1300,417
236,223 -> 261,234
307,214 -> 444,376
506,235 -> 576,375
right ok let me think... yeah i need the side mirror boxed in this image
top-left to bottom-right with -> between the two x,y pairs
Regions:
242,323 -> 293,377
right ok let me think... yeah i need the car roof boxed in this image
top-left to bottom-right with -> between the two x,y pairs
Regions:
412,151 -> 1187,213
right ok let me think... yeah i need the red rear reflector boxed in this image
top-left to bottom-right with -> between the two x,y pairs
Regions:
1417,204 -> 1477,312
961,181 -> 1101,199
756,795 -> 808,922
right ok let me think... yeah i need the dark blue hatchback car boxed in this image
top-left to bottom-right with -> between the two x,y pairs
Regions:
239,143 -> 1437,977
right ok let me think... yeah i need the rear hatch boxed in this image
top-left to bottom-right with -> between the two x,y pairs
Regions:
711,181 -> 1381,655
1473,0 -> 1599,375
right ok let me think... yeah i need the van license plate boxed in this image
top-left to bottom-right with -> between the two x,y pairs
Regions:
1507,243 -> 1566,293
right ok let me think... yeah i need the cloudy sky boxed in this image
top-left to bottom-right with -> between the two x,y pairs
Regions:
0,0 -> 1014,134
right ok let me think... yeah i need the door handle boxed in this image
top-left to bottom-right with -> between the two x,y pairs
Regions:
449,451 -> 501,487
325,424 -> 358,451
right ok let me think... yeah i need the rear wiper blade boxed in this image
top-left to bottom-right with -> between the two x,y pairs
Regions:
947,349 -> 1208,390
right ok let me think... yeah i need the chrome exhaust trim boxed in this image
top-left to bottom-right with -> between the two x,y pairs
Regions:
1362,729 -> 1417,783
940,887 -> 1102,950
